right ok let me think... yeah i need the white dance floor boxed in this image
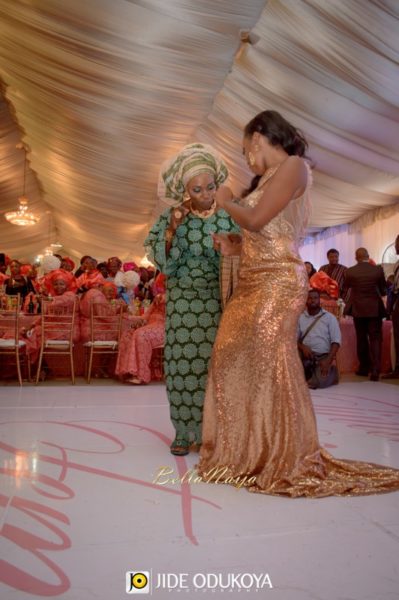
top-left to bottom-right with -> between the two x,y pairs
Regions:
0,379 -> 398,600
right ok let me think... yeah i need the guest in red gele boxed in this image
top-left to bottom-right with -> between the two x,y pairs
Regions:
22,269 -> 79,365
60,257 -> 75,273
115,273 -> 166,384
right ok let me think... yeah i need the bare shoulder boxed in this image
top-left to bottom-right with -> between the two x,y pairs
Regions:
279,155 -> 308,178
272,156 -> 309,196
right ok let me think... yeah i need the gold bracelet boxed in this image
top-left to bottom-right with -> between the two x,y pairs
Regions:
165,228 -> 175,243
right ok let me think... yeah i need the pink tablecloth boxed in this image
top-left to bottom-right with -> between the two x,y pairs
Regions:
337,318 -> 392,374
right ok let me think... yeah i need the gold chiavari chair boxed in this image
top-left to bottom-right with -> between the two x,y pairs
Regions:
84,302 -> 123,383
150,345 -> 164,381
35,297 -> 77,384
0,294 -> 30,385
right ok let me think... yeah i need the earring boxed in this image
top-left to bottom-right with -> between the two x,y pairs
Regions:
248,152 -> 256,166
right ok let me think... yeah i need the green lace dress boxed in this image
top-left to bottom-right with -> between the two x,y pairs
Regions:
144,208 -> 239,446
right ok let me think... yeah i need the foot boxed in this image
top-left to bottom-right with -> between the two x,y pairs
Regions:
381,370 -> 399,379
170,439 -> 190,456
369,373 -> 379,382
126,377 -> 145,384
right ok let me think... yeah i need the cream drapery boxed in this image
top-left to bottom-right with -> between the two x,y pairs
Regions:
0,0 -> 398,264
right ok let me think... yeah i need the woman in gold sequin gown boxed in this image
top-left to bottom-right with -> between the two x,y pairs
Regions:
197,110 -> 399,497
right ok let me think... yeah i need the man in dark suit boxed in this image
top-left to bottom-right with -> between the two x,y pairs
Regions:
342,247 -> 387,381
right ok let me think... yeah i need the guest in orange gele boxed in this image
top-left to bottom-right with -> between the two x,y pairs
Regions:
115,273 -> 166,384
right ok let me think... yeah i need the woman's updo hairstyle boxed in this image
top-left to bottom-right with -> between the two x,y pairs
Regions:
244,110 -> 309,158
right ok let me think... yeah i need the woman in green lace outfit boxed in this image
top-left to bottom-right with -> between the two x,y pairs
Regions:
144,143 -> 239,456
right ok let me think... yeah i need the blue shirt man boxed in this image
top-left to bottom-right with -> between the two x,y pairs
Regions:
298,289 -> 341,388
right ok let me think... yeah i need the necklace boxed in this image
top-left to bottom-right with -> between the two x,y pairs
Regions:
190,200 -> 217,219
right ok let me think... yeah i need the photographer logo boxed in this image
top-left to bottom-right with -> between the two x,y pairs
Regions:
126,571 -> 150,594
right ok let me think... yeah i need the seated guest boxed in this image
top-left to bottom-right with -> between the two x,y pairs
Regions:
4,260 -> 29,301
309,271 -> 340,316
319,248 -> 347,298
298,289 -> 341,389
22,269 -> 79,366
76,257 -> 105,292
79,281 -> 125,343
115,274 -> 166,384
106,256 -> 128,300
35,255 -> 62,295
120,269 -> 140,305
106,257 -> 124,286
74,255 -> 91,278
97,261 -> 109,279
0,253 -> 10,285
60,257 -> 75,273
304,261 -> 317,279
21,263 -> 40,294
134,267 -> 154,303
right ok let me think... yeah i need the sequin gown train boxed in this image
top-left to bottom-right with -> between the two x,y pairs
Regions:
198,162 -> 399,497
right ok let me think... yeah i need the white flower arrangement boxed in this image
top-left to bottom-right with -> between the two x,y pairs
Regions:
122,270 -> 140,289
42,254 -> 61,273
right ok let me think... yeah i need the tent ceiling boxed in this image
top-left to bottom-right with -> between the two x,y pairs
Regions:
0,0 -> 398,263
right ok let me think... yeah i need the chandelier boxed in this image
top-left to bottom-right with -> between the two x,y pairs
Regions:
4,144 -> 39,226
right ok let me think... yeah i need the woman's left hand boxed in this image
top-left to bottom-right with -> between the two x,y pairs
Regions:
212,233 -> 242,256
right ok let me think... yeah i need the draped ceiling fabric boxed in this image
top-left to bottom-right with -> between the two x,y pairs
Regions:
0,0 -> 398,264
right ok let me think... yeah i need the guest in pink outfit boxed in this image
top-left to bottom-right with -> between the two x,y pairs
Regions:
23,269 -> 79,365
79,282 -> 125,343
76,257 -> 105,292
115,274 -> 166,384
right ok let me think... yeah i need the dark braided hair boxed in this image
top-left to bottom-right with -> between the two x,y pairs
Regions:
244,110 -> 309,158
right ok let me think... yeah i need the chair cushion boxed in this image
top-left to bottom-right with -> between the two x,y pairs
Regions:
83,341 -> 118,348
0,339 -> 26,348
44,340 -> 72,347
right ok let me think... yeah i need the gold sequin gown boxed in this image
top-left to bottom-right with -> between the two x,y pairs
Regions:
197,162 -> 399,497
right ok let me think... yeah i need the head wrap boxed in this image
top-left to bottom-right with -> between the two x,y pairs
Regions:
20,264 -> 32,276
158,143 -> 228,206
101,281 -> 118,298
123,261 -> 139,272
45,268 -> 76,295
309,272 -> 339,299
62,257 -> 75,270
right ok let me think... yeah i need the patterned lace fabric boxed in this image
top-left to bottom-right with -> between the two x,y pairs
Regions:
197,160 -> 399,497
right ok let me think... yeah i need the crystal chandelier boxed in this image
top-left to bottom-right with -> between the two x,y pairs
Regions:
4,145 -> 39,226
